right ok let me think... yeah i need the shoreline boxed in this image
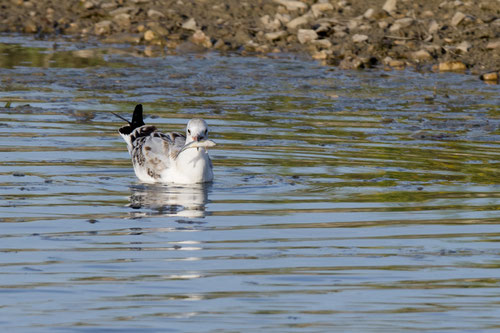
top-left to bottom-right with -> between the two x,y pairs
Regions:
1,0 -> 499,82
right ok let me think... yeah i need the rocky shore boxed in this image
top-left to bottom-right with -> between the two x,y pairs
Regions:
1,0 -> 499,81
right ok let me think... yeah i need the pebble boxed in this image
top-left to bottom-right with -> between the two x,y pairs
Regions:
428,20 -> 440,34
265,30 -> 287,41
144,29 -> 157,41
113,13 -> 131,27
389,17 -> 414,32
311,3 -> 333,17
438,61 -> 466,71
94,20 -> 112,35
486,40 -> 500,49
352,34 -> 368,43
451,11 -> 466,26
363,8 -> 375,19
456,41 -> 471,53
389,59 -> 406,68
260,15 -> 281,30
297,29 -> 318,44
191,30 -> 212,48
479,72 -> 499,82
274,0 -> 308,11
23,20 -> 37,33
147,9 -> 165,19
182,18 -> 198,31
286,13 -> 311,29
312,39 -> 332,48
412,49 -> 432,60
382,0 -> 397,13
312,50 -> 328,60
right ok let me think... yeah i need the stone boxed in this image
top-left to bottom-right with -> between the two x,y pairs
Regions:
389,59 -> 406,68
352,34 -> 368,43
312,50 -> 328,60
182,18 -> 198,31
486,40 -> 500,49
389,17 -> 413,32
438,61 -> 466,71
94,20 -> 112,35
429,20 -> 440,34
144,30 -> 157,41
363,8 -> 375,19
297,29 -> 318,44
382,0 -> 397,13
23,20 -> 37,33
191,30 -> 212,48
480,72 -> 499,82
451,11 -> 466,26
412,49 -> 432,60
274,0 -> 308,11
286,13 -> 311,29
312,39 -> 332,48
275,13 -> 291,24
260,15 -> 281,30
110,7 -> 134,16
113,13 -> 131,27
147,9 -> 165,19
265,30 -> 287,41
456,41 -> 471,53
311,3 -> 334,17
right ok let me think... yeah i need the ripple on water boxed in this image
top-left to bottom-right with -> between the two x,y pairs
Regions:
0,35 -> 499,332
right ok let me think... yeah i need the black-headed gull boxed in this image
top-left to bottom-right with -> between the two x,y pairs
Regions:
113,104 -> 215,184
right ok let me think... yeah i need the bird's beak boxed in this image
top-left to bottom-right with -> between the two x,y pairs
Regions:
192,136 -> 200,142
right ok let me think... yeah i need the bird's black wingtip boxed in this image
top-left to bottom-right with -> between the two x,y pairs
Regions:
131,103 -> 146,129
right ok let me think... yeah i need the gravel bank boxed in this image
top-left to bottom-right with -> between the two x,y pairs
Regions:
1,0 -> 499,81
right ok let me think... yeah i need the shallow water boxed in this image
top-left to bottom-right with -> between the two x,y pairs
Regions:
0,35 -> 499,332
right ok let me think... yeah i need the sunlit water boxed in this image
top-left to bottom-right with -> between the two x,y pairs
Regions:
0,35 -> 499,332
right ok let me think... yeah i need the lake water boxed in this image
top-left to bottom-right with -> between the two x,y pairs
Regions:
0,35 -> 499,332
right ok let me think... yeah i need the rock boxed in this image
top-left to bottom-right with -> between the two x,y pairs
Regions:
94,20 -> 112,35
144,30 -> 158,42
382,0 -> 397,13
480,72 -> 499,82
23,20 -> 37,33
412,49 -> 432,60
312,50 -> 328,60
265,30 -> 287,41
275,13 -> 291,25
363,8 -> 375,19
347,19 -> 359,30
182,18 -> 198,31
286,13 -> 311,29
389,59 -> 406,68
352,34 -> 368,43
312,39 -> 332,48
456,41 -> 471,53
109,7 -> 135,16
297,29 -> 318,44
260,15 -> 281,30
389,17 -> 414,32
451,11 -> 466,26
147,9 -> 165,19
439,61 -> 466,71
428,20 -> 440,34
274,0 -> 308,11
103,33 -> 141,44
486,40 -> 500,49
191,30 -> 212,48
113,13 -> 131,28
83,1 -> 95,10
311,3 -> 333,17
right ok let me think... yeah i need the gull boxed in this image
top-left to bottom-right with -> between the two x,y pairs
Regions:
113,104 -> 215,184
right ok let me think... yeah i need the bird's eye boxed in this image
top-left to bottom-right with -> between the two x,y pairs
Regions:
188,129 -> 191,135
204,129 -> 208,135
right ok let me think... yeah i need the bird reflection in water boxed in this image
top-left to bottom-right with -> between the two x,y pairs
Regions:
128,182 -> 211,218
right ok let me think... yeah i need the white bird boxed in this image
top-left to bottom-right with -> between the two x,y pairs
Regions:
113,104 -> 215,184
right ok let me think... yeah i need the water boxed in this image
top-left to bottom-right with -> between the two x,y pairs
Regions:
0,35 -> 499,332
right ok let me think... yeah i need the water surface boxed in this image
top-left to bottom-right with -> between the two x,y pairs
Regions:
0,35 -> 499,332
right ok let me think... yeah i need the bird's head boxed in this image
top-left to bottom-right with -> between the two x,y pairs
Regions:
185,118 -> 209,143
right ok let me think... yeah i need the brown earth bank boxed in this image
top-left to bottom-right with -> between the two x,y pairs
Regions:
1,0 -> 499,82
